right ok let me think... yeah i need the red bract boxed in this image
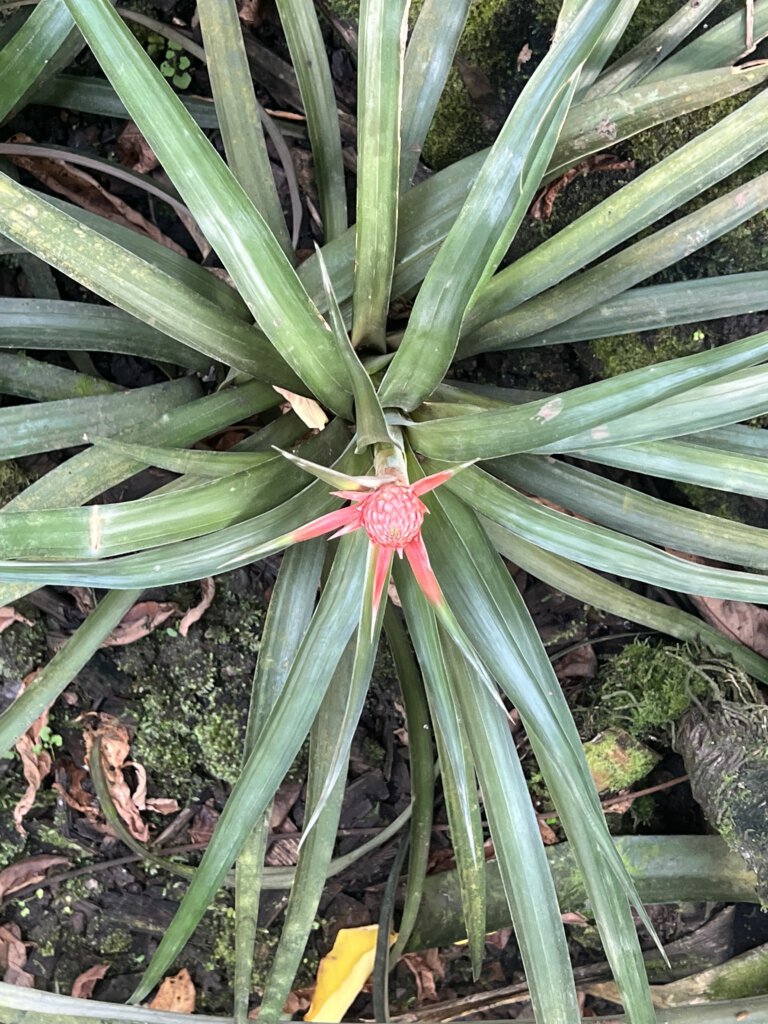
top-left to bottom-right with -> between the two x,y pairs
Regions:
288,468 -> 458,617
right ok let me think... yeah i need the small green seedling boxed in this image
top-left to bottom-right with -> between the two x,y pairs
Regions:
32,724 -> 63,757
146,33 -> 192,90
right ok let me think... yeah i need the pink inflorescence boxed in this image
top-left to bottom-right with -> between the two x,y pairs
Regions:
285,461 -> 466,616
360,483 -> 426,549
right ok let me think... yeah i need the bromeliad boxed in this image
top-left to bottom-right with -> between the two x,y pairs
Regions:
279,444 -> 469,617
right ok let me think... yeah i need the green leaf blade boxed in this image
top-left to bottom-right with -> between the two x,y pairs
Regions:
62,0 -> 352,414
130,530 -> 368,1004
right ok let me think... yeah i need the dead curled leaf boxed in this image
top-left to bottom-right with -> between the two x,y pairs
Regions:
281,988 -> 313,1017
148,968 -> 196,1013
178,578 -> 216,637
273,387 -> 328,431
100,601 -> 179,647
691,595 -> 768,658
114,121 -> 158,174
188,801 -> 219,846
0,606 -> 33,635
145,797 -> 181,816
529,154 -> 635,221
400,949 -> 445,1004
0,855 -> 69,904
13,672 -> 53,836
101,583 -> 216,646
554,643 -> 597,683
669,550 -> 768,657
537,817 -> 559,846
53,764 -> 100,823
0,923 -> 34,988
7,134 -> 186,254
71,963 -> 109,999
561,911 -> 590,927
237,0 -> 263,27
84,716 -> 149,843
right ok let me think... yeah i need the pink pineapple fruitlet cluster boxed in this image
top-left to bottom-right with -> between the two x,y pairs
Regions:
287,467 -> 461,617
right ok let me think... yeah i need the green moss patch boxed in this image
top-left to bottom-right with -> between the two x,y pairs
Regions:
115,577 -> 265,802
589,640 -> 709,743
583,727 -> 660,793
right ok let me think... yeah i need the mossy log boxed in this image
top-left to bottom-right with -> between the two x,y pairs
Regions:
676,702 -> 768,904
405,835 -> 758,952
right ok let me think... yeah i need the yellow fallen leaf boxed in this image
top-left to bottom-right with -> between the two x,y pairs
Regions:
273,387 -> 328,431
305,925 -> 396,1023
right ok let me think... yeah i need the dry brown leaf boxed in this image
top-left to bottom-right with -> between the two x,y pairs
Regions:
400,949 -> 445,1004
114,122 -> 159,174
0,924 -> 34,988
691,595 -> 768,657
238,0 -> 263,26
7,134 -> 186,254
71,963 -> 109,999
427,846 -> 457,874
516,42 -> 532,70
111,123 -> 208,256
554,644 -> 597,683
601,790 -> 639,816
13,672 -> 53,836
178,578 -> 216,637
561,911 -> 590,927
85,716 -> 149,842
101,601 -> 179,647
270,779 -> 302,831
266,780 -> 301,865
265,836 -> 300,867
148,968 -> 196,1013
68,587 -> 96,615
530,154 -> 635,221
189,801 -> 219,846
484,927 -> 512,951
0,606 -> 33,635
53,764 -> 100,822
667,549 -> 768,657
145,797 -> 181,815
0,855 -> 69,903
206,265 -> 236,288
282,988 -> 313,1016
537,817 -> 559,845
273,387 -> 328,431
53,782 -> 98,819
129,761 -> 148,810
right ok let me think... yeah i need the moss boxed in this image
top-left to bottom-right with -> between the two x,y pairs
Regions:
34,823 -> 89,858
708,945 -> 768,1000
361,736 -> 386,769
624,86 -> 768,281
0,461 -> 29,507
589,325 -> 705,378
609,0 -> 701,57
583,727 -> 660,793
589,640 -> 710,743
677,696 -> 768,903
114,577 -> 265,803
421,0 -> 527,169
322,0 -> 359,17
99,928 -> 134,956
202,899 -> 319,1009
0,774 -> 27,869
0,606 -> 47,686
325,0 -> 530,170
